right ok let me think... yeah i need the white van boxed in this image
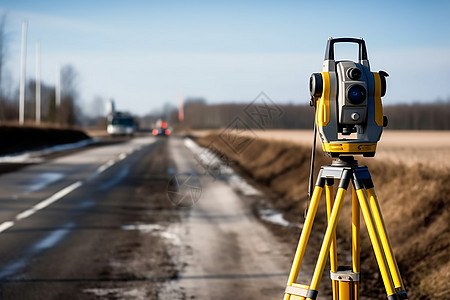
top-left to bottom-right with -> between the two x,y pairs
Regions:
107,114 -> 136,136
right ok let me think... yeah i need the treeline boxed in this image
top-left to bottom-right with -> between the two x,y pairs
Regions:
0,13 -> 84,127
179,99 -> 450,130
384,102 -> 450,130
181,99 -> 312,129
0,66 -> 81,126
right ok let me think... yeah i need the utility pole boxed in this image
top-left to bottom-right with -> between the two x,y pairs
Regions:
19,20 -> 27,125
35,41 -> 41,124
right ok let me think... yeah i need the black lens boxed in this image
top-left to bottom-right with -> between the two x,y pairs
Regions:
347,85 -> 366,105
347,68 -> 361,80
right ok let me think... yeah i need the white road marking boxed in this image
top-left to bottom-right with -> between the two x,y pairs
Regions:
87,159 -> 116,181
99,165 -> 130,191
14,209 -> 35,221
97,160 -> 115,173
16,181 -> 83,221
0,221 -> 15,233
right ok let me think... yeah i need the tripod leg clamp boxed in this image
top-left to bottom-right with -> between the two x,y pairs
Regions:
285,285 -> 319,300
330,266 -> 360,282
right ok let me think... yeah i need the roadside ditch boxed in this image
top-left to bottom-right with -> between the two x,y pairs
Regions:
193,133 -> 450,299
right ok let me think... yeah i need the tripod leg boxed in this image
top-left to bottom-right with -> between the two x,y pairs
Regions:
351,185 -> 360,300
325,179 -> 338,300
366,187 -> 407,297
335,185 -> 360,300
331,185 -> 360,300
284,183 -> 324,300
309,169 -> 351,298
353,184 -> 396,297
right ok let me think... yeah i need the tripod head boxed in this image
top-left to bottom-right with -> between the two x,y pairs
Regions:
331,155 -> 358,167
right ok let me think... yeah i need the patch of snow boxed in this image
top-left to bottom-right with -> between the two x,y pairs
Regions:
159,231 -> 181,246
228,174 -> 261,196
184,138 -> 261,196
259,208 -> 300,228
83,288 -> 147,300
0,153 -> 43,163
121,224 -> 181,247
0,139 -> 95,163
23,172 -> 64,193
121,224 -> 163,232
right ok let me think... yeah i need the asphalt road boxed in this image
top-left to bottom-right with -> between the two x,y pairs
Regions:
0,135 -> 306,300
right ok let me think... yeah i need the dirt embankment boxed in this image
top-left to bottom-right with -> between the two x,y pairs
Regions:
0,125 -> 90,156
195,133 -> 449,299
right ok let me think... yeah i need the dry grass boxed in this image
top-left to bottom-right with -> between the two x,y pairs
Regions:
84,129 -> 108,137
195,131 -> 450,299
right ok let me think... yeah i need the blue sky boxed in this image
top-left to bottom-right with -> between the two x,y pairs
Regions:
1,0 -> 449,116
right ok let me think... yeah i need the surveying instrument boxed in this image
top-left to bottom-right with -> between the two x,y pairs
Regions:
283,38 -> 408,300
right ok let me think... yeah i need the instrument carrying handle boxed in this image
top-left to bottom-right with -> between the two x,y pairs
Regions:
325,37 -> 368,62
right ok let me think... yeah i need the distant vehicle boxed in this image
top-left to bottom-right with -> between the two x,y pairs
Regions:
107,113 -> 136,136
152,127 -> 171,136
152,120 -> 171,137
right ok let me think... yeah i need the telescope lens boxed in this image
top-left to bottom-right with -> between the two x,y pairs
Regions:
347,68 -> 362,80
347,85 -> 366,105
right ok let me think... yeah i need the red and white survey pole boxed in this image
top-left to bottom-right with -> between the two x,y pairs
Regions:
178,92 -> 184,121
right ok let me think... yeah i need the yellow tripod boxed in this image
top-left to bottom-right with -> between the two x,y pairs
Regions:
283,156 -> 408,300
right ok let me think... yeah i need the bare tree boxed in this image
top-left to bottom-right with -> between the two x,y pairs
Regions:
0,13 -> 21,122
0,12 -> 11,121
90,96 -> 105,117
59,64 -> 79,125
0,12 -> 7,98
